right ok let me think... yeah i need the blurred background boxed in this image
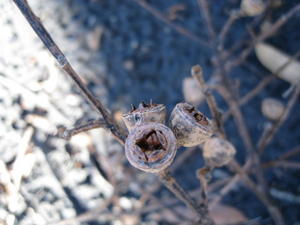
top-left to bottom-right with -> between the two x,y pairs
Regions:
0,0 -> 300,224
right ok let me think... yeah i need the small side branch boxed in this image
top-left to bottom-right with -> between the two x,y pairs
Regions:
191,65 -> 225,138
257,83 -> 300,154
218,10 -> 242,51
131,0 -> 209,46
56,119 -> 107,140
230,161 -> 286,225
197,0 -> 216,41
227,3 -> 300,70
158,170 -> 215,225
13,0 -> 126,143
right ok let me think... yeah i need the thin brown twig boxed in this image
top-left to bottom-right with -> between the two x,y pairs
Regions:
218,86 -> 255,152
203,2 -> 279,217
257,83 -> 300,154
191,65 -> 225,138
218,10 -> 242,51
218,81 -> 272,211
223,0 -> 272,59
197,0 -> 216,41
13,0 -> 126,144
210,145 -> 300,213
209,173 -> 240,209
158,170 -> 215,225
196,2 -> 275,221
198,0 -> 256,156
135,147 -> 199,221
262,160 -> 300,170
230,161 -> 286,225
222,76 -> 274,121
131,0 -> 209,46
196,166 -> 211,207
276,146 -> 300,161
56,119 -> 107,140
227,3 -> 300,70
223,49 -> 300,121
140,182 -> 232,215
209,158 -> 252,209
13,1 -> 213,221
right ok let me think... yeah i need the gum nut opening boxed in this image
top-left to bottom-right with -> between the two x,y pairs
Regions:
203,137 -> 236,167
122,102 -> 166,130
125,122 -> 177,173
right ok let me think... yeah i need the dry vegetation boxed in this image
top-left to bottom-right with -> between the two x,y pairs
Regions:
1,0 -> 300,225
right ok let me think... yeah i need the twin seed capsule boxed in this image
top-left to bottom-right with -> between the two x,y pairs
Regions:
122,102 -> 166,131
169,103 -> 213,147
123,102 -> 235,172
203,137 -> 236,168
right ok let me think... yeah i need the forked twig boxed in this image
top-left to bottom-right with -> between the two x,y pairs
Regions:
229,161 -> 286,225
131,0 -> 209,46
257,83 -> 300,154
223,49 -> 300,121
56,119 -> 107,140
227,3 -> 300,70
197,0 -> 216,41
158,170 -> 215,225
13,0 -> 213,222
263,160 -> 300,170
197,2 -> 286,224
191,65 -> 225,138
13,0 -> 126,144
218,10 -> 242,51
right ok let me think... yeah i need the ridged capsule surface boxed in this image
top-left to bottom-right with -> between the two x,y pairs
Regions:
169,103 -> 213,147
122,102 -> 166,131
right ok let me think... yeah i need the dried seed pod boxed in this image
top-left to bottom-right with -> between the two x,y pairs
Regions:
261,98 -> 284,121
255,43 -> 300,85
183,77 -> 205,106
125,122 -> 177,173
241,0 -> 265,16
203,137 -> 236,167
122,102 -> 166,131
169,103 -> 213,147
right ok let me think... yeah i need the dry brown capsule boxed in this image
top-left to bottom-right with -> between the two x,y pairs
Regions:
169,103 -> 213,147
203,137 -> 236,168
261,98 -> 284,121
122,102 -> 166,131
125,122 -> 177,173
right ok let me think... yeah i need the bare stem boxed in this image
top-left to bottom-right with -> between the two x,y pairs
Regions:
191,65 -> 225,138
227,3 -> 300,70
158,170 -> 215,225
197,0 -> 216,41
218,10 -> 242,51
257,83 -> 300,154
196,166 -> 212,207
230,161 -> 286,225
13,0 -> 126,144
131,0 -> 209,46
56,119 -> 107,140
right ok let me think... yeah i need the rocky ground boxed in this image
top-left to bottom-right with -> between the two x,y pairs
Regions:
0,0 -> 300,225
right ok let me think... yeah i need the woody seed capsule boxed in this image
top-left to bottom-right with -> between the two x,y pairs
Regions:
203,137 -> 236,167
169,103 -> 213,147
125,122 -> 177,173
122,102 -> 166,131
